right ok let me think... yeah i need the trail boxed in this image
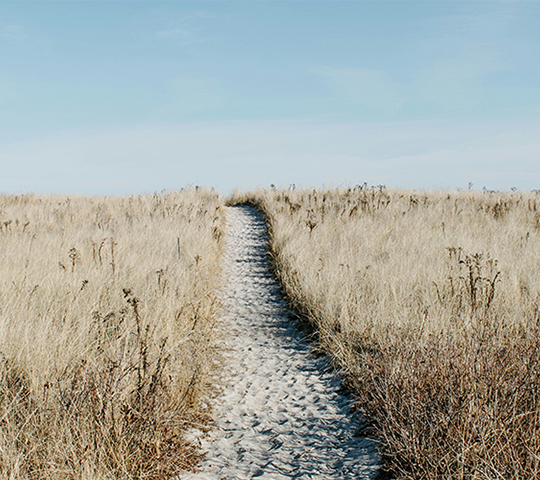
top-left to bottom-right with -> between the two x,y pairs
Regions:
183,206 -> 379,480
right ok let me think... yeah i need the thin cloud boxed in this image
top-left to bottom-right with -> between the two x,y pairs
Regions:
415,46 -> 505,110
155,27 -> 204,47
0,24 -> 31,44
149,76 -> 231,119
0,22 -> 52,54
154,10 -> 213,47
412,5 -> 516,110
0,77 -> 17,106
315,67 -> 407,114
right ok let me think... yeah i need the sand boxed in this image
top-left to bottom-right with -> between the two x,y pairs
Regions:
182,206 -> 379,479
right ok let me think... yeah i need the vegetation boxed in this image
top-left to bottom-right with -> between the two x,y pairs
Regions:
233,187 -> 540,479
0,190 -> 225,479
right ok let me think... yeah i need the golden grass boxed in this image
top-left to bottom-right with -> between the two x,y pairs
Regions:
233,187 -> 540,479
0,190 -> 225,479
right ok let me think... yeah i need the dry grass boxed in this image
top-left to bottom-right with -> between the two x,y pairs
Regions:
233,187 -> 540,479
0,190 -> 225,479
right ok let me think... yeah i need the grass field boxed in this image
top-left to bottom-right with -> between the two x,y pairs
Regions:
0,190 -> 225,479
234,187 -> 540,479
3,186 -> 539,479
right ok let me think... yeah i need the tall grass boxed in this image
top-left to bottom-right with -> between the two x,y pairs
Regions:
234,187 -> 540,479
0,190 -> 225,479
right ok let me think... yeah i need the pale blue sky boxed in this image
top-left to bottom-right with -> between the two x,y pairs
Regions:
1,1 -> 539,194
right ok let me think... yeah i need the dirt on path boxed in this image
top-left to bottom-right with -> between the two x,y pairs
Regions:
183,206 -> 379,479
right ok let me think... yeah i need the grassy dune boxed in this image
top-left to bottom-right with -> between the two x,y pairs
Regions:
0,190 -> 225,479
235,187 -> 540,479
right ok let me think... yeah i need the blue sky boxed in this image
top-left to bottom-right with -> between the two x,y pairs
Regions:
1,1 -> 539,194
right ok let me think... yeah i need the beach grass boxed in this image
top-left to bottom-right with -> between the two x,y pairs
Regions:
232,187 -> 540,479
0,189 -> 225,479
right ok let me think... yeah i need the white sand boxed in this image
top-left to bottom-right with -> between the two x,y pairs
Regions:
182,206 -> 380,479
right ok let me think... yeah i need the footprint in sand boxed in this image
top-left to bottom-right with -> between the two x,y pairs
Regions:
182,205 -> 380,480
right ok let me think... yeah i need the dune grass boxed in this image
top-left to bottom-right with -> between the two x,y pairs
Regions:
233,187 -> 540,479
0,190 -> 225,479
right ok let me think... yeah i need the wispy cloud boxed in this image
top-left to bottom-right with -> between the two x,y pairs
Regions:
411,5 -> 519,110
1,24 -> 31,44
154,10 -> 213,47
429,4 -> 520,43
155,27 -> 203,47
0,77 -> 17,106
315,67 -> 407,114
415,46 -> 504,110
150,76 -> 230,119
0,22 -> 52,54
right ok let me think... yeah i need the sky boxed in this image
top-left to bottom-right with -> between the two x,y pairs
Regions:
0,0 -> 539,195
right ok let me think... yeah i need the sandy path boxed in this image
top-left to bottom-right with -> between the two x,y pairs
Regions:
183,206 -> 379,479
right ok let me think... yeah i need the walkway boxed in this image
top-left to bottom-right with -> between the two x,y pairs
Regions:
183,206 -> 379,480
